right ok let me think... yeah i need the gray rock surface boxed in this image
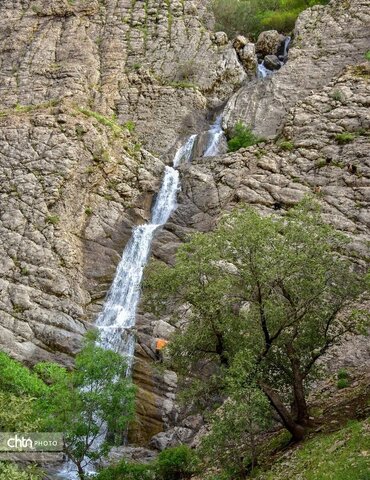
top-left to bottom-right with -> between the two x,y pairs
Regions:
256,30 -> 284,56
223,0 -> 370,138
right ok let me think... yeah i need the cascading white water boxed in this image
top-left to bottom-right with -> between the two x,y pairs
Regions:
57,120 -> 221,479
203,116 -> 225,157
257,62 -> 272,79
96,166 -> 181,367
173,135 -> 197,167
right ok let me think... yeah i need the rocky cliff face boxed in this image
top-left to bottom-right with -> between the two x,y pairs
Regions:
0,0 -> 369,451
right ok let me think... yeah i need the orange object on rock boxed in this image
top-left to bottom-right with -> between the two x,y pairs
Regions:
156,339 -> 168,351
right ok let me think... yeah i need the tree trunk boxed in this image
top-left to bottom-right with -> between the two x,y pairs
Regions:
292,371 -> 309,426
259,382 -> 305,441
77,463 -> 85,480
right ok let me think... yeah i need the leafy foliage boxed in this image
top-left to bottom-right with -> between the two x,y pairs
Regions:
0,463 -> 43,480
96,461 -> 155,480
200,388 -> 270,477
156,446 -> 198,480
227,121 -> 263,152
0,352 -> 47,432
144,200 -> 369,451
211,0 -> 330,39
35,331 -> 135,478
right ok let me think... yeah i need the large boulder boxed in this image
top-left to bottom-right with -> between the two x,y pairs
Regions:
256,30 -> 284,56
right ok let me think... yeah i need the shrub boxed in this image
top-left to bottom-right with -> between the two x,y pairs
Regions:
335,133 -> 356,144
211,0 -> 330,39
96,461 -> 155,480
46,214 -> 60,225
337,369 -> 348,380
337,378 -> 349,389
330,90 -> 343,102
279,140 -> 294,151
156,446 -> 197,480
124,120 -> 136,133
227,121 -> 263,152
365,51 -> 370,61
0,463 -> 43,480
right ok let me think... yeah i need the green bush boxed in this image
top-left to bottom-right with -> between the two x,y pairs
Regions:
337,378 -> 349,389
156,446 -> 197,480
337,369 -> 348,380
335,133 -> 356,144
0,463 -> 43,480
227,121 -> 263,152
96,461 -> 155,480
211,0 -> 330,39
279,140 -> 294,151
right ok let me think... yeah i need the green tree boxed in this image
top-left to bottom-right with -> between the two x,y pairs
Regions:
0,352 -> 47,432
144,201 -> 368,444
35,331 -> 135,480
227,121 -> 263,152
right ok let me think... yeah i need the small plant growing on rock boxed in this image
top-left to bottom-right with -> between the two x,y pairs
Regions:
123,120 -> 135,133
335,132 -> 356,144
227,121 -> 263,152
279,140 -> 295,151
330,90 -> 343,102
337,378 -> 349,389
46,215 -> 60,225
337,369 -> 350,389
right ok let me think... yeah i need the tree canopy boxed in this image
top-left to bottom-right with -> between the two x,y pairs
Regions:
144,200 -> 369,454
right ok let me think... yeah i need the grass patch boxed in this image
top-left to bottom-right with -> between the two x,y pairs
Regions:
168,81 -> 198,90
252,419 -> 370,480
45,215 -> 60,225
78,108 -> 124,136
227,121 -> 264,152
330,90 -> 343,102
279,140 -> 294,151
335,133 -> 356,144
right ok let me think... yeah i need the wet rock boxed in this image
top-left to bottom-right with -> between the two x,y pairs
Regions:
264,55 -> 281,71
256,30 -> 284,56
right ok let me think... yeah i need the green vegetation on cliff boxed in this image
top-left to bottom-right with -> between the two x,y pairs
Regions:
0,332 -> 135,480
211,0 -> 330,38
144,200 -> 369,478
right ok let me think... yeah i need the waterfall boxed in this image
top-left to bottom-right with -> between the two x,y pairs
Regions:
57,119 -> 223,479
96,166 -> 181,366
203,116 -> 225,157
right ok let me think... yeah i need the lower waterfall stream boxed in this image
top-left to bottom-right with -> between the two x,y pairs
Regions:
57,117 -> 222,479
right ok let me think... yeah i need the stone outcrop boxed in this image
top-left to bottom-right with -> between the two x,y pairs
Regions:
223,0 -> 370,138
174,65 -> 370,259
